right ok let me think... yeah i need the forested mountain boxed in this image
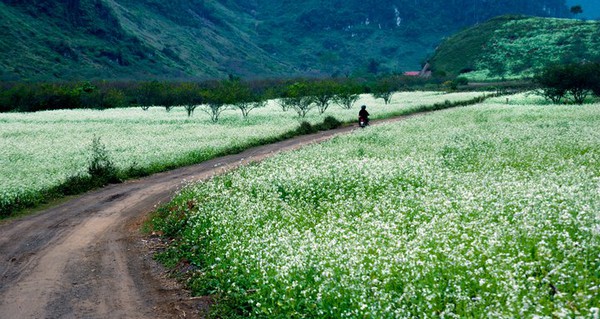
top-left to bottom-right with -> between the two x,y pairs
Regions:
0,0 -> 291,80
0,0 -> 570,81
243,0 -> 569,76
429,15 -> 600,80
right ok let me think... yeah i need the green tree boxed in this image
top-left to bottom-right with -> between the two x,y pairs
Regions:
283,82 -> 316,118
202,80 -> 230,122
534,64 -> 571,103
134,81 -> 178,111
173,82 -> 204,117
535,62 -> 599,104
371,77 -> 398,104
591,64 -> 600,97
223,79 -> 266,119
570,5 -> 583,15
333,82 -> 362,109
310,80 -> 338,115
367,59 -> 380,74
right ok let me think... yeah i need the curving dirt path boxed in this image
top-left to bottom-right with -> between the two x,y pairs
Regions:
0,119 -> 384,319
0,116 -> 417,318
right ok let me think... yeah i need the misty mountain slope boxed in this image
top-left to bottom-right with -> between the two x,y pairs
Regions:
430,15 -> 600,80
0,0 -> 572,81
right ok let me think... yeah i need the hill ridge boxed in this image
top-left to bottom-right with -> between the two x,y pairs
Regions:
0,0 -> 572,81
430,15 -> 600,80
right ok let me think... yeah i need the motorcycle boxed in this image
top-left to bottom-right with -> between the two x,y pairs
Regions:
358,116 -> 369,128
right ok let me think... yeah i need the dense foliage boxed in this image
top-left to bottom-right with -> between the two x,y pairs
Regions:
534,62 -> 600,104
235,0 -> 569,76
430,15 -> 600,80
0,0 -> 287,80
0,0 -> 571,80
151,98 -> 600,317
0,76 -> 438,113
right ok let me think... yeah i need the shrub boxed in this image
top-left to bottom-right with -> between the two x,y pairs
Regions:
443,80 -> 458,92
88,136 -> 119,185
295,121 -> 316,134
455,77 -> 469,86
315,116 -> 342,130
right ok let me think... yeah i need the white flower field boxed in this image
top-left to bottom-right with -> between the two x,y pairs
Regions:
155,97 -> 600,317
0,91 -> 485,215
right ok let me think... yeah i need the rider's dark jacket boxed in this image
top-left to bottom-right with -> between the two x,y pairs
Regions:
359,109 -> 369,118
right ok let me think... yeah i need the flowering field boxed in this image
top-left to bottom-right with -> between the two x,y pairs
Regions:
154,100 -> 600,317
0,91 -> 486,216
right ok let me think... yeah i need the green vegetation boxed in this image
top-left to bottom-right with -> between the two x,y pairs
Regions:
534,62 -> 600,104
0,1 -> 571,81
0,91 -> 491,218
0,0 -> 287,81
52,136 -> 121,199
86,136 -> 119,184
150,98 -> 600,317
245,0 -> 568,77
430,15 -> 600,80
0,75 -> 457,114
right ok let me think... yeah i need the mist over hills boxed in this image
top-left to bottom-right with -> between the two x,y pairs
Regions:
0,0 -> 572,81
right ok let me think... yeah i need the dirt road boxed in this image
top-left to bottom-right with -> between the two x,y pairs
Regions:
0,121 -> 379,318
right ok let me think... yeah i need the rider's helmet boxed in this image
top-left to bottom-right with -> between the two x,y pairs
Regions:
361,105 -> 366,110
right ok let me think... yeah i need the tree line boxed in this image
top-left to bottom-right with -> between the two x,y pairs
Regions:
0,75 -> 432,119
535,62 -> 600,104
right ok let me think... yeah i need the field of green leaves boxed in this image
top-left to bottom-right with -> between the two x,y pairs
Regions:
0,91 -> 486,217
153,96 -> 600,317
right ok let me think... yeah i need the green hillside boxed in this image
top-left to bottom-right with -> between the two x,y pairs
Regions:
0,0 -> 155,80
0,0 -> 290,81
430,15 -> 600,80
0,1 -> 572,81
245,0 -> 569,77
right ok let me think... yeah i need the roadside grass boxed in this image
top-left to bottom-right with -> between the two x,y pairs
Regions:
0,91 -> 490,218
151,100 -> 600,317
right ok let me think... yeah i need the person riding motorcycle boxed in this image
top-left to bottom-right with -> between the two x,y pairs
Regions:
358,105 -> 370,127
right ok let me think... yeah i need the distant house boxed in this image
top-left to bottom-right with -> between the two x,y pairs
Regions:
403,62 -> 432,78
